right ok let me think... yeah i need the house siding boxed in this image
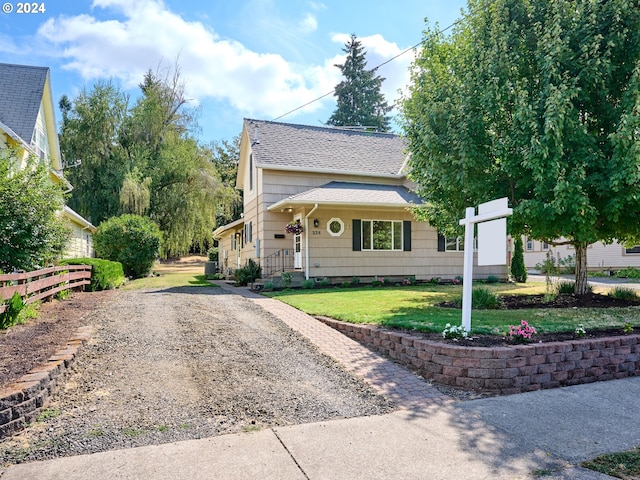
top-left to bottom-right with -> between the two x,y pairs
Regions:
523,238 -> 640,271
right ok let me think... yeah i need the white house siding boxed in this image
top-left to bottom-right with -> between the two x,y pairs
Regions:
523,238 -> 640,271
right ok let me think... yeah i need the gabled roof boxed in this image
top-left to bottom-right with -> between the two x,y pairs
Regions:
244,119 -> 408,177
0,63 -> 49,144
268,181 -> 425,211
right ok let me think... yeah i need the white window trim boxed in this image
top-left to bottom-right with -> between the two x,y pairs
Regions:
361,219 -> 403,251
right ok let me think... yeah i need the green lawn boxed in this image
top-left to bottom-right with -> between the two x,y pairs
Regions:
265,283 -> 640,335
121,273 -> 217,290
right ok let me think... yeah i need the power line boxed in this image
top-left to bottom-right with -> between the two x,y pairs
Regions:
271,18 -> 463,123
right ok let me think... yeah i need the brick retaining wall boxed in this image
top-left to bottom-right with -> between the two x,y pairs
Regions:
318,318 -> 640,395
0,326 -> 93,439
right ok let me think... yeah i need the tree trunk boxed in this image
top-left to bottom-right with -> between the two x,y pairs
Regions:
574,242 -> 589,295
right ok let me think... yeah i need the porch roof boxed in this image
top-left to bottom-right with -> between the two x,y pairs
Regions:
212,217 -> 245,240
267,181 -> 426,212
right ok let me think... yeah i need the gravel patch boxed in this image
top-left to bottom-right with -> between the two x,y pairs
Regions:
0,287 -> 393,466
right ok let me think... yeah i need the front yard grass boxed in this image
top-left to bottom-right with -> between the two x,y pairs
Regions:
582,447 -> 640,479
264,283 -> 640,335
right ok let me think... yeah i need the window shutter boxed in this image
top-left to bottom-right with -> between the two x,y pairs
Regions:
403,221 -> 411,251
248,222 -> 253,243
437,233 -> 446,252
352,219 -> 361,251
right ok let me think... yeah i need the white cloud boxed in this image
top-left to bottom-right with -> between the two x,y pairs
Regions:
299,13 -> 318,33
36,0 -> 339,119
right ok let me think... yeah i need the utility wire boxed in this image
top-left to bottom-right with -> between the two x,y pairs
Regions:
271,17 -> 463,122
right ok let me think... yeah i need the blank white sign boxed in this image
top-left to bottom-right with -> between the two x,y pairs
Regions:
478,198 -> 508,266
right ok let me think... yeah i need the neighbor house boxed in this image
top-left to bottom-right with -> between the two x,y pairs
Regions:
0,62 -> 96,259
213,119 -> 506,283
523,237 -> 640,273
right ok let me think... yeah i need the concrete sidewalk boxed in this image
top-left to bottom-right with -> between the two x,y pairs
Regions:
4,378 -> 638,479
2,283 -> 638,479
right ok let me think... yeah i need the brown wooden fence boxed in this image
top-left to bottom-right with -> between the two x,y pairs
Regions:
0,265 -> 92,314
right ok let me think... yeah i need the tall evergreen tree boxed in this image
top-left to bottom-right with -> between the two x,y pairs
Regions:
327,34 -> 392,132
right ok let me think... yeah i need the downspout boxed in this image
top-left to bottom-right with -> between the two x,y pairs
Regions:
304,203 -> 319,280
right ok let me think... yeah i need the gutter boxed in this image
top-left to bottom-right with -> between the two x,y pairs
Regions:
304,203 -> 318,280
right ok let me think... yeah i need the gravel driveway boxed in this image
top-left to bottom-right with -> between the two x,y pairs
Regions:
0,287 -> 393,465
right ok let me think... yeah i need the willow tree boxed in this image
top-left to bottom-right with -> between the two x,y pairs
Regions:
401,0 -> 640,295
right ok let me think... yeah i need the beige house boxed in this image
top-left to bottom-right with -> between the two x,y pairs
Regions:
0,63 -> 95,259
213,119 -> 506,283
523,238 -> 640,272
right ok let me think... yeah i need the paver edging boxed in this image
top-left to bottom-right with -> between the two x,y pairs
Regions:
317,317 -> 640,395
0,325 -> 93,439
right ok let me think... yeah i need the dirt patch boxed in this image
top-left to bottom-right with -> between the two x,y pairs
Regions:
0,290 -> 113,388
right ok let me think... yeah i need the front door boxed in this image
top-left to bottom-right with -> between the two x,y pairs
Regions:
293,215 -> 302,269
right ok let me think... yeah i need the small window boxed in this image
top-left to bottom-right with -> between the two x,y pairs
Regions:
446,236 -> 464,252
526,237 -> 533,251
327,218 -> 344,237
542,242 -> 549,250
625,245 -> 640,254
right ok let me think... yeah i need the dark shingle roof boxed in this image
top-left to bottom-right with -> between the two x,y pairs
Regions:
0,63 -> 49,144
283,181 -> 424,206
245,119 -> 407,176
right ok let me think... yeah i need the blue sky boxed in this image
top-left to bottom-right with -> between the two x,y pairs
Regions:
0,0 -> 467,143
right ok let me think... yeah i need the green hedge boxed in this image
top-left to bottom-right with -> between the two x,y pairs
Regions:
60,258 -> 126,291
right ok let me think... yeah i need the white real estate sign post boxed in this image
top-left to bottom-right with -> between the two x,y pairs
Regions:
459,197 -> 513,332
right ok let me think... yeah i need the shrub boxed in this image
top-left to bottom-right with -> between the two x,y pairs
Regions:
318,278 -> 331,287
614,267 -> 640,279
281,272 -> 292,288
1,292 -> 25,330
234,258 -> 262,286
207,247 -> 219,262
0,152 -> 70,272
609,286 -> 638,301
263,281 -> 276,291
60,258 -> 126,291
350,276 -> 360,286
301,279 -> 315,289
557,281 -> 575,294
486,275 -> 500,284
472,287 -> 501,309
510,237 -> 527,282
93,214 -> 162,279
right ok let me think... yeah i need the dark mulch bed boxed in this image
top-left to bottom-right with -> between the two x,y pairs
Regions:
438,292 -> 640,310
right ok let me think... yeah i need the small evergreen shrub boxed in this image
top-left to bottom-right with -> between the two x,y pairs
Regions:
486,275 -> 500,284
60,258 -> 126,291
263,281 -> 276,291
318,278 -> 331,287
93,214 -> 162,279
609,286 -> 638,301
557,281 -> 575,294
234,258 -> 262,286
350,276 -> 360,286
511,237 -> 527,282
